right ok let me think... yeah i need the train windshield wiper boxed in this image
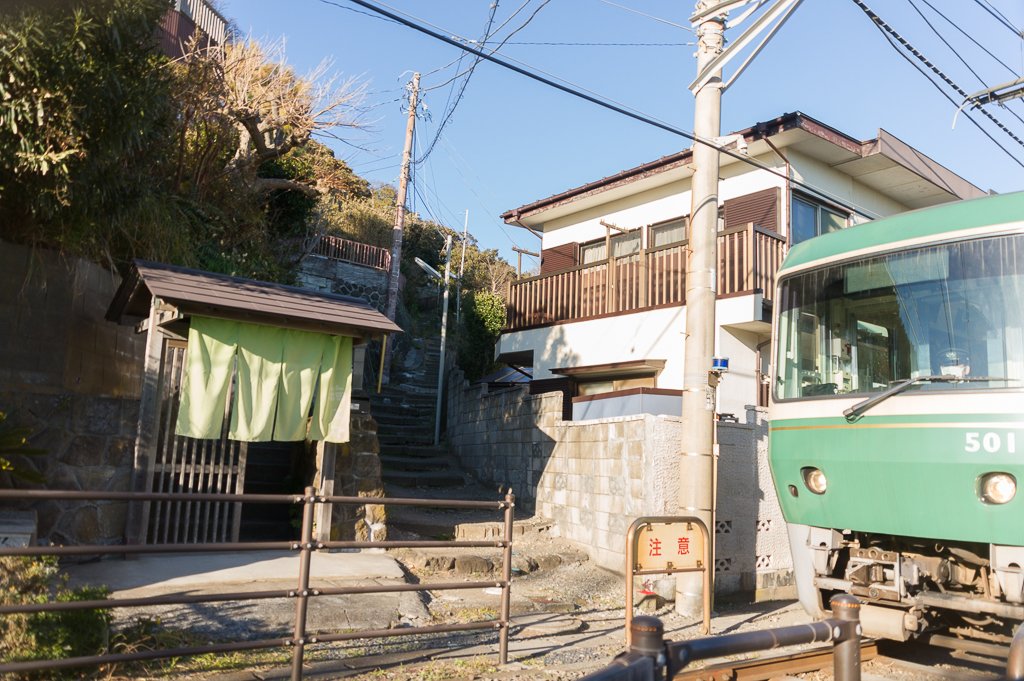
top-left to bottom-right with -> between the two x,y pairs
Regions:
843,375 -> 1019,422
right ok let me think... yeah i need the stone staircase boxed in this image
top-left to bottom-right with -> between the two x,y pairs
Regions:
368,337 -> 467,493
367,337 -> 589,578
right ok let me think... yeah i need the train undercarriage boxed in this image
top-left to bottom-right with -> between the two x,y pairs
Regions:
792,524 -> 1024,643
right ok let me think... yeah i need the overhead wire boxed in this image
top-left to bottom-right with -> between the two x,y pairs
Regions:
905,0 -> 1024,129
851,0 -> 1024,169
596,0 -> 693,32
415,2 -> 502,164
916,0 -> 1020,77
971,0 -> 1024,38
325,0 -> 918,219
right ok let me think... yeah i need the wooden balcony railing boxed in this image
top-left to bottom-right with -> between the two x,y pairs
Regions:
312,235 -> 391,271
506,223 -> 786,330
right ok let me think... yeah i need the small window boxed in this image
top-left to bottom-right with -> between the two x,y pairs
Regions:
791,196 -> 851,245
650,218 -> 687,248
580,230 -> 641,264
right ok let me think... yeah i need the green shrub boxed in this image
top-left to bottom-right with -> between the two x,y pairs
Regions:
0,556 -> 111,679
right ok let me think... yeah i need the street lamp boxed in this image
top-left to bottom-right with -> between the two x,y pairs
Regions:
414,235 -> 453,446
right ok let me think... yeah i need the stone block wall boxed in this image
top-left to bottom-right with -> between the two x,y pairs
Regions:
296,255 -> 388,312
447,369 -> 793,599
0,242 -> 145,545
313,406 -> 387,543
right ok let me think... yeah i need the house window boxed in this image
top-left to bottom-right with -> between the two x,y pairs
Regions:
580,230 -> 641,264
650,217 -> 687,248
791,196 -> 849,245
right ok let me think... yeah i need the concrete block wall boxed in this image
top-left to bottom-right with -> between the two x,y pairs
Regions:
447,369 -> 793,599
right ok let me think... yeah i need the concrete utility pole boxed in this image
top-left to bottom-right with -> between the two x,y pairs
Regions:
383,72 -> 419,384
456,210 -> 468,326
677,1 -> 725,618
434,234 -> 453,446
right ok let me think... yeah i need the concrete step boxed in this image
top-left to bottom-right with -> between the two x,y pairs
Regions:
371,412 -> 435,427
379,443 -> 449,457
379,453 -> 457,472
381,469 -> 465,487
378,430 -> 434,444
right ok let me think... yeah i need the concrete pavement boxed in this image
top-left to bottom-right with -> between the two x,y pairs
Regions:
65,550 -> 428,638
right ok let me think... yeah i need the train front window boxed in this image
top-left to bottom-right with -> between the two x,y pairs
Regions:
775,234 -> 1024,400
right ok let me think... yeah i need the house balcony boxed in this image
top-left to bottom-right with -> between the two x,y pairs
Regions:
158,0 -> 228,59
505,223 -> 786,331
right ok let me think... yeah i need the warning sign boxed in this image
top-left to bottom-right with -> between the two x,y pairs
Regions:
634,521 -> 705,572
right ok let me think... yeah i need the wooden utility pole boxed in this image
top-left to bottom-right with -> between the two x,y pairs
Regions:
385,72 -> 420,324
382,73 -> 419,385
677,1 -> 724,618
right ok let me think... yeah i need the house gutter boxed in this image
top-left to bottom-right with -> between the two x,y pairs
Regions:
758,124 -> 792,241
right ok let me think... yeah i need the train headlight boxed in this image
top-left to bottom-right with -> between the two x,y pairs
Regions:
801,467 -> 828,495
980,473 -> 1017,505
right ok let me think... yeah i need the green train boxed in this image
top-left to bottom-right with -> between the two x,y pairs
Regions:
769,191 -> 1024,642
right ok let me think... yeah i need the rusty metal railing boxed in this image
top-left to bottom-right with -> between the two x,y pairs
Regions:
0,487 -> 515,680
580,594 -> 864,681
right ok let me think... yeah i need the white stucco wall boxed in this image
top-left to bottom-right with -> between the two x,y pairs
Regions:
497,293 -> 766,420
572,391 -> 682,421
540,154 -> 788,250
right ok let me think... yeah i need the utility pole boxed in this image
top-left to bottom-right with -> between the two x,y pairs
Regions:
383,72 -> 419,384
677,1 -> 725,618
434,234 -> 453,446
456,210 -> 468,326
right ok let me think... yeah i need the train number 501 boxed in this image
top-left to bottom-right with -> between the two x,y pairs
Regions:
964,432 -> 1016,453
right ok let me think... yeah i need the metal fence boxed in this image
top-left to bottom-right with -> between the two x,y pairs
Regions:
0,487 -> 515,680
581,594 -> 864,681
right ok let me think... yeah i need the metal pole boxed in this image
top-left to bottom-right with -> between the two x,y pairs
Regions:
677,0 -> 724,618
376,334 -> 388,394
434,234 -> 453,446
499,489 -> 515,664
829,594 -> 862,681
383,72 -> 420,383
290,487 -> 316,681
456,210 -> 468,326
629,615 -> 665,678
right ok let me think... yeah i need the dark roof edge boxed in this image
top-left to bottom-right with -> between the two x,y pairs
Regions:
500,111 -> 985,224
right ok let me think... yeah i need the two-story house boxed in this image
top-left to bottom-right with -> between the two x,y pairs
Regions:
496,111 -> 985,423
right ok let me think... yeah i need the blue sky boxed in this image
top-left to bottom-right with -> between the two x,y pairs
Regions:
222,0 -> 1024,268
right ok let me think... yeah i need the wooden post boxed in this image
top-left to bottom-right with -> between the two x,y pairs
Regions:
125,297 -> 166,547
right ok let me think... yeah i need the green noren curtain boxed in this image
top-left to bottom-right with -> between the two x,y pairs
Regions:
175,317 -> 353,443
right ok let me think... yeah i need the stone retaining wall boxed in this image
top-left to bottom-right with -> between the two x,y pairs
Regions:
446,369 -> 794,600
296,255 -> 388,312
0,242 -> 144,544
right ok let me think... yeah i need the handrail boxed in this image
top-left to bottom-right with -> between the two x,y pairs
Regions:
506,223 -> 786,330
311,234 -> 392,271
579,594 -> 863,681
0,487 -> 516,679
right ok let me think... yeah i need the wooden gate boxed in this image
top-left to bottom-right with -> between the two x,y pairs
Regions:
143,339 -> 247,544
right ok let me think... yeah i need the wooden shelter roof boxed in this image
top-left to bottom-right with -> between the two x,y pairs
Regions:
106,260 -> 401,338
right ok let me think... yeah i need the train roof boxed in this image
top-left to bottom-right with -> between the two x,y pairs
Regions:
780,191 -> 1024,273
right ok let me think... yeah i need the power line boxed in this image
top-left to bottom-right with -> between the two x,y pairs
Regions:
326,0 -> 917,218
597,0 -> 693,32
851,0 -> 1024,168
906,0 -> 1024,129
489,40 -> 693,46
416,2 -> 502,165
916,0 -> 1020,77
972,0 -> 1024,38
